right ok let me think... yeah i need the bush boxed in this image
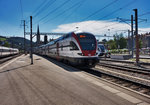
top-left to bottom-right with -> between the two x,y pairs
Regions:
109,49 -> 129,54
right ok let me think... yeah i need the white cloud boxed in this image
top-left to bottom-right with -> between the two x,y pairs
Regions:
139,28 -> 150,34
51,20 -> 150,36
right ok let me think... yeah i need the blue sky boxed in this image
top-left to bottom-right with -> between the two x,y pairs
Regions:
0,0 -> 150,39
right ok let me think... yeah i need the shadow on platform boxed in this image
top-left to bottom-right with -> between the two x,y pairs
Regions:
34,55 -> 102,77
0,64 -> 31,74
36,54 -> 81,72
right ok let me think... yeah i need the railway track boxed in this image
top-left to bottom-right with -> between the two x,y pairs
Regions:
100,58 -> 150,66
84,67 -> 150,97
98,62 -> 150,75
0,54 -> 22,64
41,56 -> 150,97
96,62 -> 150,90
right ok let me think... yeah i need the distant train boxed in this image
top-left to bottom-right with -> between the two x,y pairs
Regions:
34,31 -> 99,68
97,44 -> 105,56
97,44 -> 111,57
0,46 -> 19,58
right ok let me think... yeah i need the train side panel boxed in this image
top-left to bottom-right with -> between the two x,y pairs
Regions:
0,46 -> 19,58
35,32 -> 99,68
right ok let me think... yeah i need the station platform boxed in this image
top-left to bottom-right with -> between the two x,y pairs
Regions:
0,54 -> 149,105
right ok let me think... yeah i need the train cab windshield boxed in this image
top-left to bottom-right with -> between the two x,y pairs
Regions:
98,44 -> 105,52
76,33 -> 96,50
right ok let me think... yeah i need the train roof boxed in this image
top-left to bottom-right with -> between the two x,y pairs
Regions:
0,46 -> 10,49
0,46 -> 18,50
73,30 -> 94,35
38,31 -> 95,48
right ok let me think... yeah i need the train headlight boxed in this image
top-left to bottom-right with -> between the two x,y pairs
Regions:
77,53 -> 84,56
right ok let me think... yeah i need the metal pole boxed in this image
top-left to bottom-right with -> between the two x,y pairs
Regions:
23,20 -> 26,55
131,15 -> 134,58
128,30 -> 130,54
30,16 -> 33,64
133,9 -> 139,65
108,29 -> 110,41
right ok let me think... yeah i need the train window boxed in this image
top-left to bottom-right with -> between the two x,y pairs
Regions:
48,46 -> 50,53
61,45 -> 63,51
70,41 -> 79,50
98,44 -> 105,52
76,33 -> 96,50
3,49 -> 9,52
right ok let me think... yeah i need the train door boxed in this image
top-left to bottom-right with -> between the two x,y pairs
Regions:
0,48 -> 2,57
56,43 -> 59,59
9,49 -> 11,55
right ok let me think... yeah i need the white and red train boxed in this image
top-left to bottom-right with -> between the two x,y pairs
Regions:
0,46 -> 19,58
35,31 -> 99,68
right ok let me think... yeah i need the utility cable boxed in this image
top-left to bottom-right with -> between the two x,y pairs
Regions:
44,0 -> 83,24
78,0 -> 136,31
81,0 -> 119,21
58,0 -> 84,25
25,0 -> 56,23
19,0 -> 24,19
37,0 -> 71,23
139,11 -> 150,17
33,0 -> 56,18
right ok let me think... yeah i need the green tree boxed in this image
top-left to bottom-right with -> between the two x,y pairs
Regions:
102,39 -> 107,43
113,33 -> 127,49
107,39 -> 116,49
139,40 -> 143,49
3,41 -> 10,47
119,37 -> 127,49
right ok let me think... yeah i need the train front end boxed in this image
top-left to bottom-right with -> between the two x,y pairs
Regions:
72,32 -> 99,68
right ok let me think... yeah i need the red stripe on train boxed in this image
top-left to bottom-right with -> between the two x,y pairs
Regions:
72,32 -> 97,56
82,50 -> 96,56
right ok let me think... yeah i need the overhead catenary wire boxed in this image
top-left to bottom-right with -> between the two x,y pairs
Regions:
116,17 -> 131,26
81,0 -> 119,21
97,0 -> 136,20
58,0 -> 85,25
69,0 -> 121,31
37,0 -> 72,24
139,11 -> 150,17
19,0 -> 24,19
25,0 -> 47,23
25,0 -> 141,35
77,0 -> 136,32
31,0 -> 48,17
33,0 -> 56,18
43,0 -> 84,24
25,0 -> 56,24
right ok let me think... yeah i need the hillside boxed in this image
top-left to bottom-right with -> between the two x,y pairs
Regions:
7,37 -> 30,46
0,37 -> 6,41
0,36 -> 34,50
